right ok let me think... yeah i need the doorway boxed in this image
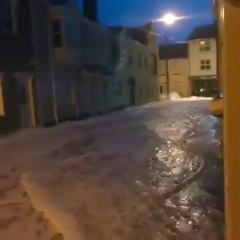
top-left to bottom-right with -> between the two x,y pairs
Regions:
128,77 -> 136,106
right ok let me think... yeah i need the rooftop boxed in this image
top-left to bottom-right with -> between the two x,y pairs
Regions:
188,24 -> 217,40
159,43 -> 188,59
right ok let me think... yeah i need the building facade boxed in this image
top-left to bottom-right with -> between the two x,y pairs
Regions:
0,0 -> 160,134
188,38 -> 217,96
127,38 -> 159,105
188,24 -> 217,96
119,24 -> 160,106
158,43 -> 191,97
159,58 -> 190,97
0,0 -> 35,134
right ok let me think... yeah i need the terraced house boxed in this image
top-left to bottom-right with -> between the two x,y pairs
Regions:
188,24 -> 218,96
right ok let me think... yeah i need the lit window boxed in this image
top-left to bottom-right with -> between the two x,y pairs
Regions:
200,59 -> 211,70
0,78 -> 5,117
52,19 -> 63,47
199,40 -> 210,51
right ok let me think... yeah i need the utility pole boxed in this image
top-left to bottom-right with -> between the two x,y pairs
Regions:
164,35 -> 170,98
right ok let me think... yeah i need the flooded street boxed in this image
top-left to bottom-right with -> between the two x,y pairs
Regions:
0,100 -> 224,240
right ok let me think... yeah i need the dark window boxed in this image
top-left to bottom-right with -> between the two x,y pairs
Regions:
152,54 -> 157,74
160,86 -> 163,94
0,1 -> 12,35
200,59 -> 211,70
52,19 -> 63,47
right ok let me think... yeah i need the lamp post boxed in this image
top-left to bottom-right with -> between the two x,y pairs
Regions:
158,13 -> 178,98
163,35 -> 170,98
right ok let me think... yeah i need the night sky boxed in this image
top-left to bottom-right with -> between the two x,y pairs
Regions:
77,0 -> 214,43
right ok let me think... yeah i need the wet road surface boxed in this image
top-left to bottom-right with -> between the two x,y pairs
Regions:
0,100 -> 224,240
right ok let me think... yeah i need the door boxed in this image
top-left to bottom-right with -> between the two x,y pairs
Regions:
16,74 -> 36,128
128,78 -> 136,106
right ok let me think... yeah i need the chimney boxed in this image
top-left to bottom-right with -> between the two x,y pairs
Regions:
83,0 -> 98,22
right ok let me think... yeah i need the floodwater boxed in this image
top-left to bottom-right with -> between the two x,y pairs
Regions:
0,100 -> 224,240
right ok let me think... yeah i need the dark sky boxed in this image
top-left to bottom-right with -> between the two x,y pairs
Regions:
77,0 -> 214,43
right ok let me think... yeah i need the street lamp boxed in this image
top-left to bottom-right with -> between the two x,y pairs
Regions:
161,13 -> 178,25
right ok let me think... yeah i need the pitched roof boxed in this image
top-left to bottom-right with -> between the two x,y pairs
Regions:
188,24 -> 217,40
159,43 -> 188,59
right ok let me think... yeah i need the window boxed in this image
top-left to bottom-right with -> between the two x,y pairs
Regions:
200,59 -> 211,70
199,40 -> 210,51
52,19 -> 63,47
160,86 -> 163,94
0,1 -> 12,35
144,57 -> 148,68
0,78 -> 5,117
138,54 -> 142,67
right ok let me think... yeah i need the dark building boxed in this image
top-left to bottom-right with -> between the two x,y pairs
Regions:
83,0 -> 98,22
0,0 -> 34,134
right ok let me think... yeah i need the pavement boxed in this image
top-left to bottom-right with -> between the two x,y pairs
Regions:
0,100 -> 224,240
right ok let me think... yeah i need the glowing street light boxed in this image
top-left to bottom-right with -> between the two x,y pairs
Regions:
161,13 -> 178,25
153,12 -> 203,25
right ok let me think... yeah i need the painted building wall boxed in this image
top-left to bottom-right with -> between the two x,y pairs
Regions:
159,58 -> 190,97
188,38 -> 217,96
188,38 -> 217,77
30,0 -> 58,126
127,39 -> 160,105
46,5 -> 119,121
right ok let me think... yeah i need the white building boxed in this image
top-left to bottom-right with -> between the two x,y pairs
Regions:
188,25 -> 217,96
111,25 -> 160,107
159,44 -> 191,97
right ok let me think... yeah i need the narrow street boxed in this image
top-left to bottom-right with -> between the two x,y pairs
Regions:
0,100 -> 224,240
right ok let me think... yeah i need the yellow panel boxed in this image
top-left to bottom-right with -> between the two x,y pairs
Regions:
220,1 -> 240,239
0,79 -> 5,117
26,77 -> 36,127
